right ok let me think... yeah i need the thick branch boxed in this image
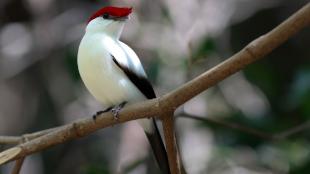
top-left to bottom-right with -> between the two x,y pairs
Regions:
0,2 -> 309,166
163,3 -> 310,108
0,99 -> 160,164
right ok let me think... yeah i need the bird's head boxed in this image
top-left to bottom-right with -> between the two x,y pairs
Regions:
86,6 -> 132,38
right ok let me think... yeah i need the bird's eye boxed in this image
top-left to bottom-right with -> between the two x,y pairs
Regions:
102,13 -> 109,19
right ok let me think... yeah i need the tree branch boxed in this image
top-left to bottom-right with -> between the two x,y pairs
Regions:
0,2 -> 309,169
0,128 -> 59,145
11,136 -> 29,174
273,120 -> 310,140
178,114 -> 274,140
11,157 -> 25,174
163,3 -> 310,109
0,136 -> 21,145
178,114 -> 310,141
162,112 -> 181,174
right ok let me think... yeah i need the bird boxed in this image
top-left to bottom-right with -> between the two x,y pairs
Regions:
77,6 -> 170,174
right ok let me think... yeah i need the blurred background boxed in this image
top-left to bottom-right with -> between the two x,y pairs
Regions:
0,0 -> 309,173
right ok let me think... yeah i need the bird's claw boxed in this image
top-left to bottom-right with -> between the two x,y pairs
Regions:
111,101 -> 127,120
111,107 -> 120,120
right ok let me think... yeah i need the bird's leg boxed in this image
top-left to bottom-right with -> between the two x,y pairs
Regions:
111,101 -> 127,120
92,106 -> 113,120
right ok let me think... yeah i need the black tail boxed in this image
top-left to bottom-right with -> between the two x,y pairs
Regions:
145,118 -> 171,174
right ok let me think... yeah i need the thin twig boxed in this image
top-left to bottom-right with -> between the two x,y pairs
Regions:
0,137 -> 21,145
0,127 -> 60,144
162,112 -> 181,174
273,121 -> 310,140
178,114 -> 273,140
0,2 -> 309,166
178,114 -> 310,141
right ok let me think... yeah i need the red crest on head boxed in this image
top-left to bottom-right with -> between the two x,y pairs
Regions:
88,6 -> 132,23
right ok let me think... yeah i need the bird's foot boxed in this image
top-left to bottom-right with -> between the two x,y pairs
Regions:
111,101 -> 127,120
92,107 -> 113,120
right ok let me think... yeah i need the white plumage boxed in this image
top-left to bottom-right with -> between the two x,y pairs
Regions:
78,18 -> 146,103
78,17 -> 152,131
77,10 -> 170,173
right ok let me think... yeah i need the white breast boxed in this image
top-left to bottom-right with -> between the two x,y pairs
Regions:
77,33 -> 146,106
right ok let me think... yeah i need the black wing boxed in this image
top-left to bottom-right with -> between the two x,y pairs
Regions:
112,54 -> 171,173
111,55 -> 156,99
